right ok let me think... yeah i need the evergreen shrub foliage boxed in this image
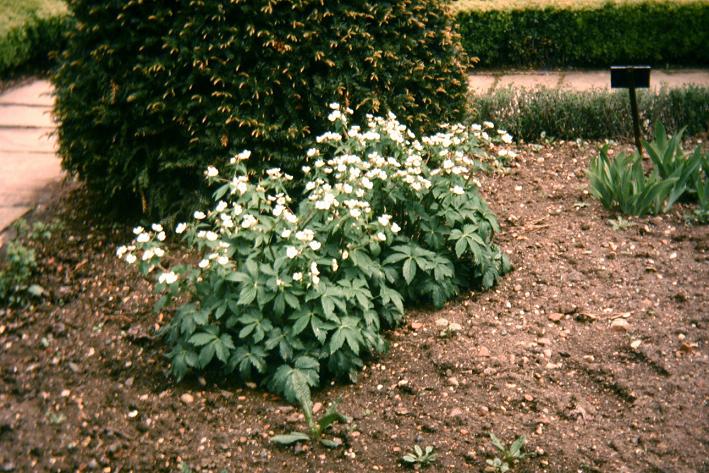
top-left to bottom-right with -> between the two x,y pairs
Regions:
0,14 -> 70,77
118,107 -> 511,403
53,0 -> 470,217
455,2 -> 709,68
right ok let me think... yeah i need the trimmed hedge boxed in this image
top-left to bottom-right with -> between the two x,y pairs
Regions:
53,0 -> 471,217
0,14 -> 70,77
455,2 -> 709,68
469,85 -> 709,142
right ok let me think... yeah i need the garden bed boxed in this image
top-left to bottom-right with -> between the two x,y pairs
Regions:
1,139 -> 708,472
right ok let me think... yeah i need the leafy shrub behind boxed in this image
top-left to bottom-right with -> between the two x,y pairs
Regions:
118,108 -> 511,405
470,86 -> 709,142
0,10 -> 70,77
455,2 -> 709,68
54,0 -> 471,217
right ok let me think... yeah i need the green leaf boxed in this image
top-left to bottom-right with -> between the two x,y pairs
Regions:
270,432 -> 310,445
402,258 -> 416,284
189,332 -> 216,346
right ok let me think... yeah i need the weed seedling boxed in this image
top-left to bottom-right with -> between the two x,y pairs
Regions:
401,444 -> 437,468
271,398 -> 349,449
486,433 -> 528,472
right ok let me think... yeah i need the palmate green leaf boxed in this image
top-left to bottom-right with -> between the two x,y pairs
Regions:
329,317 -> 363,355
229,345 -> 267,378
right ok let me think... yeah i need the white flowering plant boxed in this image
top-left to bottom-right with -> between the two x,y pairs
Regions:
118,105 -> 511,408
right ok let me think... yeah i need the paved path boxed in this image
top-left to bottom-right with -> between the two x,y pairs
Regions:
468,69 -> 709,94
0,79 -> 62,243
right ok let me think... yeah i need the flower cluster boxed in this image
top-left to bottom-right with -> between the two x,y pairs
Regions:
119,104 -> 511,401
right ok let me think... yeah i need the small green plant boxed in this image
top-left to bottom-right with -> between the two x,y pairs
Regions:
485,434 -> 528,472
271,398 -> 349,448
401,445 -> 437,468
0,240 -> 42,306
587,146 -> 677,216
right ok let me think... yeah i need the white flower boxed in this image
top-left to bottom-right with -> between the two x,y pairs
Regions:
502,133 -> 513,144
175,223 -> 187,234
151,223 -> 163,232
215,201 -> 227,212
341,250 -> 349,260
205,166 -> 219,177
331,259 -> 339,271
284,211 -> 298,224
293,272 -> 303,281
483,121 -> 494,129
272,204 -> 285,217
125,254 -> 137,264
205,231 -> 218,241
329,102 -> 340,110
286,246 -> 298,259
451,185 -> 464,195
377,214 -> 391,226
306,148 -> 319,158
328,110 -> 342,122
136,232 -> 150,243
154,247 -> 165,257
350,208 -> 361,218
376,232 -> 386,242
232,204 -> 243,215
281,229 -> 292,239
116,245 -> 128,258
309,241 -> 322,251
471,123 -> 482,131
295,229 -> 314,242
158,271 -> 178,285
310,261 -> 320,276
241,215 -> 258,229
194,211 -> 206,220
217,256 -> 229,265
142,249 -> 154,261
157,231 -> 166,241
391,223 -> 401,233
198,259 -> 209,269
132,226 -> 144,235
236,150 -> 251,161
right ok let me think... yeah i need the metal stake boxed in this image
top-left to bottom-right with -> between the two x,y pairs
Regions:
628,87 -> 642,154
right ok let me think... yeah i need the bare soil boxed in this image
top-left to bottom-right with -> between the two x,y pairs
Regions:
1,139 -> 707,473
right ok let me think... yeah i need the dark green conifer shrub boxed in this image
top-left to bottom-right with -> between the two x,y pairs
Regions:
53,0 -> 470,217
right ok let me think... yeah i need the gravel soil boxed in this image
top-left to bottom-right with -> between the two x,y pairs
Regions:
1,139 -> 707,473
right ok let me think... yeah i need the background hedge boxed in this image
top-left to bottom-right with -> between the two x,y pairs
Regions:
470,85 -> 709,142
0,0 -> 69,77
53,0 -> 470,217
455,1 -> 709,68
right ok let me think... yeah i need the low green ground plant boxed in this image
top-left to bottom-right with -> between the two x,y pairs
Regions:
401,445 -> 437,468
470,86 -> 709,142
588,123 -> 708,217
485,433 -> 528,472
118,108 -> 511,408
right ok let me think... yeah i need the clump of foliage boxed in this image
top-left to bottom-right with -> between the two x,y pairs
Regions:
455,2 -> 709,68
54,0 -> 471,217
485,434 -> 528,472
118,107 -> 511,406
588,123 -> 708,217
470,86 -> 709,143
401,445 -> 438,468
0,0 -> 69,76
0,220 -> 60,307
